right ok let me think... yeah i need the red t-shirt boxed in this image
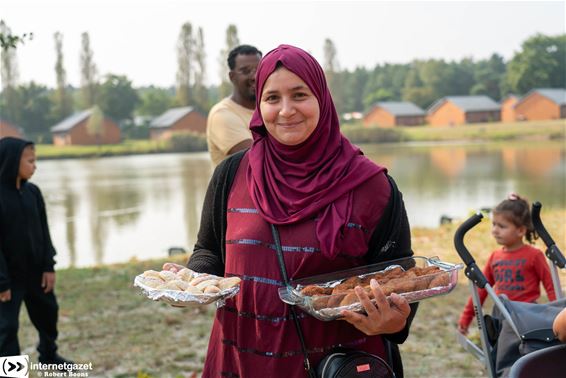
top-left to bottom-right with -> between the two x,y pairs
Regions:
459,244 -> 556,328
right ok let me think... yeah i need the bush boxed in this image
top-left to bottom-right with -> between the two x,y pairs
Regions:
168,131 -> 208,152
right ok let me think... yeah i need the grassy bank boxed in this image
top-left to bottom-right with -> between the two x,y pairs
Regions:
342,119 -> 565,144
33,119 -> 564,160
18,209 -> 565,377
35,132 -> 208,160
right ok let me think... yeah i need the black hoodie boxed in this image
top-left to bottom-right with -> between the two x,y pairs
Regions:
0,137 -> 56,292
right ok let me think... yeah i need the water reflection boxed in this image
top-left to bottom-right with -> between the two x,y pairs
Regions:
34,144 -> 564,268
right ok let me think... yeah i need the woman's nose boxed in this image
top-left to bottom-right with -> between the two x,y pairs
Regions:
279,98 -> 295,117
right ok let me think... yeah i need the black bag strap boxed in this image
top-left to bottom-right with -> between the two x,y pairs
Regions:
271,224 -> 317,378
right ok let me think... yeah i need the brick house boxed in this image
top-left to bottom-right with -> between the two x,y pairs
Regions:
427,95 -> 501,127
51,109 -> 121,146
0,119 -> 24,139
514,88 -> 566,121
500,95 -> 519,122
363,102 -> 425,127
149,107 -> 206,141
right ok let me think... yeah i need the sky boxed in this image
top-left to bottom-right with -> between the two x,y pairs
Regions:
1,0 -> 565,88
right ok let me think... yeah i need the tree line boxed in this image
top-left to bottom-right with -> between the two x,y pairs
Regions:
0,18 -> 564,142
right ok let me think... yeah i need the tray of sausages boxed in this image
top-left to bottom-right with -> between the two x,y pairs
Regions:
278,256 -> 462,321
134,268 -> 241,307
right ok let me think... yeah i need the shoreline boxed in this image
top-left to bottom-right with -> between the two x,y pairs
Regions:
33,119 -> 565,160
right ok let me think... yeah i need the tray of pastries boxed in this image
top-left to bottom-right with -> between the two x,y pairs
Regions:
134,267 -> 241,307
278,256 -> 462,320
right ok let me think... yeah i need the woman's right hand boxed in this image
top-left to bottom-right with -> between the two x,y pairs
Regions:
0,289 -> 11,303
162,262 -> 186,273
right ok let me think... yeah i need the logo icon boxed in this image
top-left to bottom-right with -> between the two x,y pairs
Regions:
0,355 -> 29,378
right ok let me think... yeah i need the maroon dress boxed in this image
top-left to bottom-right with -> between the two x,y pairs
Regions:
202,154 -> 391,377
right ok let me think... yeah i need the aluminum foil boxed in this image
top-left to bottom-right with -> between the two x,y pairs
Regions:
134,274 -> 240,308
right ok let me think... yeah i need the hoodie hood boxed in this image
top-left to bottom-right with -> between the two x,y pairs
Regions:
0,137 -> 34,188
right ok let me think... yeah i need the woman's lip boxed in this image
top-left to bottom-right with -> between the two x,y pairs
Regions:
277,121 -> 302,127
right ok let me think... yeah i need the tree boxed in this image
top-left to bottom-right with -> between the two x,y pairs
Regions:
16,82 -> 54,141
86,105 -> 104,145
470,53 -> 506,100
0,20 -> 20,123
193,27 -> 208,111
504,33 -> 566,95
323,38 -> 344,115
0,20 -> 32,50
80,32 -> 98,108
136,87 -> 174,117
218,25 -> 240,98
52,31 -> 73,121
176,22 -> 194,106
98,74 -> 139,122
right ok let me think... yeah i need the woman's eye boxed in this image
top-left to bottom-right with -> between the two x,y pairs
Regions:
265,95 -> 278,102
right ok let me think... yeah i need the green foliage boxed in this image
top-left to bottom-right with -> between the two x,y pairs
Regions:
168,131 -> 208,152
15,82 -> 54,141
136,87 -> 174,117
0,20 -> 33,51
80,32 -> 98,108
98,74 -> 140,122
504,33 -> 566,95
218,24 -> 240,99
86,105 -> 104,139
176,22 -> 194,107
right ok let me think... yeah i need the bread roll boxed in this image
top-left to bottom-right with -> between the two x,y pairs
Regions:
142,270 -> 163,281
184,285 -> 203,295
196,279 -> 220,291
177,268 -> 194,282
204,285 -> 221,294
172,279 -> 190,291
159,270 -> 177,282
218,277 -> 242,290
189,274 -> 213,286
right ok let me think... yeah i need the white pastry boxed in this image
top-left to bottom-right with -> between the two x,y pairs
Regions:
218,277 -> 242,290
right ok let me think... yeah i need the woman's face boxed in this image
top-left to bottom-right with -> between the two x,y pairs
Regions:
259,67 -> 320,146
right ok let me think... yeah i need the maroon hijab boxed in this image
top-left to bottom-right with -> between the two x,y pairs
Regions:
246,44 -> 385,259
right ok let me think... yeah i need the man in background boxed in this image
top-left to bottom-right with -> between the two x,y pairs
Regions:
207,45 -> 262,166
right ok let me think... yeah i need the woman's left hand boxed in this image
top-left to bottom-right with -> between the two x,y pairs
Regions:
341,279 -> 411,336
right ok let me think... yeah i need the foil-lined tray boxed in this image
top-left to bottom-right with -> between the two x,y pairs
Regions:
278,256 -> 462,321
134,272 -> 240,307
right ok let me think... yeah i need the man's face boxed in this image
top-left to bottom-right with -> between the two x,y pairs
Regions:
229,53 -> 261,102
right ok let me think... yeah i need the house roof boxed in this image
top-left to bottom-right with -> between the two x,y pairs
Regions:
51,109 -> 92,133
372,101 -> 425,116
428,95 -> 500,114
150,107 -> 196,129
522,88 -> 566,106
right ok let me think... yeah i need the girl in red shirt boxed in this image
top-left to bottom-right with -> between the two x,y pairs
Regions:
458,193 -> 556,334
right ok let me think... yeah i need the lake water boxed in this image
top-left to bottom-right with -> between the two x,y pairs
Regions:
33,141 -> 565,268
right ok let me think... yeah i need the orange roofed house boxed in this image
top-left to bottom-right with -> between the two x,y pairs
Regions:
0,119 -> 24,139
514,88 -> 566,121
51,109 -> 121,146
149,107 -> 206,141
427,96 -> 501,127
363,102 -> 425,127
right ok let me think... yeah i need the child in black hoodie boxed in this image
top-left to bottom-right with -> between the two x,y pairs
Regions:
0,137 -> 72,364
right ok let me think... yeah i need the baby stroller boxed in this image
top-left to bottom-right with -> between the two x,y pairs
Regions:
454,202 -> 566,377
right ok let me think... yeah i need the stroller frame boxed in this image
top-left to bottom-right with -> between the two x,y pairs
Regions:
454,202 -> 565,378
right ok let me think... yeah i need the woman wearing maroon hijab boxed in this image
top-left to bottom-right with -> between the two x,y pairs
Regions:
166,44 -> 417,377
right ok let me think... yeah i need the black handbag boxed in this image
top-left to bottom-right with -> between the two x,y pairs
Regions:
271,224 -> 396,378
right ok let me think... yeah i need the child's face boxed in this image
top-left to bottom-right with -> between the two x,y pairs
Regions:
491,212 -> 526,249
18,146 -> 36,181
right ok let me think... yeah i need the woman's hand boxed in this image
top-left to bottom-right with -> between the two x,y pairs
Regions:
0,289 -> 11,302
341,279 -> 411,336
162,262 -> 186,273
42,272 -> 56,293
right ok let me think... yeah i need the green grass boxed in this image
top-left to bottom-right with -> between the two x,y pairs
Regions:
35,140 -> 170,159
343,119 -> 566,144
17,210 -> 565,377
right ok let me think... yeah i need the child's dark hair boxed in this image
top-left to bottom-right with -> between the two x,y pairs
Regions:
493,193 -> 537,244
